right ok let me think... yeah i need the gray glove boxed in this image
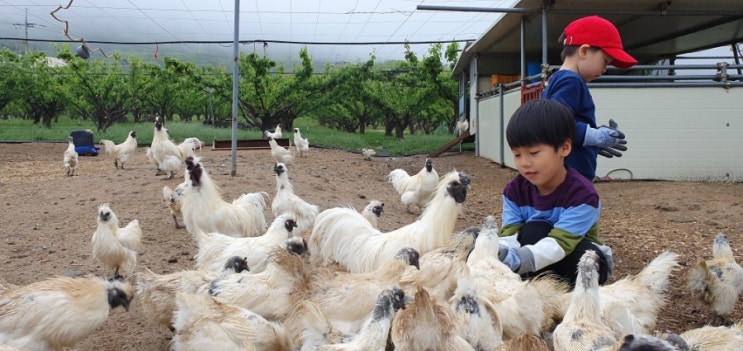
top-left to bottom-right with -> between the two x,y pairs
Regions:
498,245 -> 535,275
597,119 -> 628,158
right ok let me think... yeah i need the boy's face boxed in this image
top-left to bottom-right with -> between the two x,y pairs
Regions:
575,45 -> 613,82
511,140 -> 571,195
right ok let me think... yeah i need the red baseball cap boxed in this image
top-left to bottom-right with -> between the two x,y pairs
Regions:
563,15 -> 638,69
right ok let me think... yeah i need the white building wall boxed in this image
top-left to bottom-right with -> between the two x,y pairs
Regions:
475,86 -> 743,181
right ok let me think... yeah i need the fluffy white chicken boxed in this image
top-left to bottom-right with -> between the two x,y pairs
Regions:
136,256 -> 249,331
91,203 -> 142,279
149,116 -> 202,179
679,320 -> 743,350
63,136 -> 78,177
388,158 -> 439,213
450,273 -> 504,350
399,226 -> 480,300
390,286 -> 473,351
0,275 -> 133,351
269,138 -> 294,165
163,182 -> 187,229
203,237 -> 310,321
467,216 -> 568,340
361,148 -> 376,161
552,250 -> 618,351
100,130 -> 138,169
591,251 -> 679,336
195,214 -> 298,273
361,200 -> 384,229
171,293 -> 293,351
456,119 -> 469,136
180,156 -> 268,237
293,128 -> 309,157
265,124 -> 283,139
308,247 -> 420,335
271,163 -> 320,236
309,170 -> 470,273
311,288 -> 408,351
686,232 -> 743,325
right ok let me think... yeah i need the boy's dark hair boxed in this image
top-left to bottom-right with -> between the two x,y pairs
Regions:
506,99 -> 575,150
558,32 -> 603,61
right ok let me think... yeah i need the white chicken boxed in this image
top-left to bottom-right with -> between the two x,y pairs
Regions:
0,275 -> 133,351
361,200 -> 384,229
149,116 -> 202,179
63,136 -> 78,177
679,320 -> 743,350
163,182 -> 187,229
265,124 -> 283,139
136,256 -> 249,331
388,158 -> 439,213
552,250 -> 618,351
450,272 -> 504,350
100,130 -> 138,169
269,138 -> 294,165
180,156 -> 268,237
361,148 -> 376,161
203,237 -> 309,321
686,232 -> 743,325
171,292 -> 293,351
91,203 -> 142,279
590,251 -> 679,336
308,247 -> 420,335
311,288 -> 408,351
468,216 -> 568,340
271,163 -> 320,236
293,128 -> 309,157
195,214 -> 298,273
390,286 -> 473,351
309,170 -> 470,273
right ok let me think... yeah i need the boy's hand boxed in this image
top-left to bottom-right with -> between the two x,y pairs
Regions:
498,246 -> 535,274
597,119 -> 628,158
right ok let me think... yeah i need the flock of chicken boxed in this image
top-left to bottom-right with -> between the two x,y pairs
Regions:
2,118 -> 743,351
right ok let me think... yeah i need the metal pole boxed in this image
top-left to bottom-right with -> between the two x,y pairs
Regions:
520,17 -> 526,87
230,0 -> 240,177
541,8 -> 548,77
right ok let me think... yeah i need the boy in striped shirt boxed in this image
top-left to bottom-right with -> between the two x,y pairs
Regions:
498,99 -> 613,287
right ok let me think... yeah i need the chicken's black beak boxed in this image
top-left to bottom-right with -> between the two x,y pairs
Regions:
447,173 -> 470,204
130,131 -> 137,138
273,164 -> 285,175
285,219 -> 298,232
425,158 -> 433,172
456,295 -> 480,315
108,287 -> 132,311
224,256 -> 249,273
372,204 -> 384,217
99,212 -> 111,222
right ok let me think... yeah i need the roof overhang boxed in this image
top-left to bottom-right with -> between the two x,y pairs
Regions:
447,0 -> 743,77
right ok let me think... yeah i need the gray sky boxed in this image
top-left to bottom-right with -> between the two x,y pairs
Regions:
0,0 -> 517,66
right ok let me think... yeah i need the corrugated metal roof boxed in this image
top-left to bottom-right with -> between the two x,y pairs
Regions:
450,0 -> 743,76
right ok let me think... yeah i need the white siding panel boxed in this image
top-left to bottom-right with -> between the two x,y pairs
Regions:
592,87 -> 743,181
475,86 -> 743,181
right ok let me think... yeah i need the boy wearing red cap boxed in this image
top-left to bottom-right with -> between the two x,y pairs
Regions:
541,15 -> 637,181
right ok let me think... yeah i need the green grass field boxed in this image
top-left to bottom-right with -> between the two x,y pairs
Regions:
0,116 -> 472,156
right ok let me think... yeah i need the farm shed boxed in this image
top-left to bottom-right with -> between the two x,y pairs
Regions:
440,0 -> 743,181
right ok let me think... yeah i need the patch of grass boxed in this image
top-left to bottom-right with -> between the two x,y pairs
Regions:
0,116 -> 471,156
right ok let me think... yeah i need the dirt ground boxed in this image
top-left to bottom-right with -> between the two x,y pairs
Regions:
1,141 -> 742,350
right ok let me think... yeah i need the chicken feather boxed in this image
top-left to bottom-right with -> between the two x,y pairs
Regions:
294,128 -> 309,157
62,136 -> 78,177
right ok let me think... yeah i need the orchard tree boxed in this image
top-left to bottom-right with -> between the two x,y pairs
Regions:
10,51 -> 67,128
61,51 -> 130,132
